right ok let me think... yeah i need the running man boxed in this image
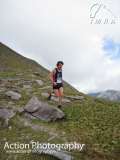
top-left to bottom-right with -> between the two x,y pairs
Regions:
49,61 -> 64,108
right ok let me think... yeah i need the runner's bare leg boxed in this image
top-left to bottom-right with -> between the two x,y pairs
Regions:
54,89 -> 59,105
58,87 -> 63,106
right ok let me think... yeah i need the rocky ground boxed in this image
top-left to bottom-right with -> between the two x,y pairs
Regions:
0,43 -> 119,160
0,73 -> 86,160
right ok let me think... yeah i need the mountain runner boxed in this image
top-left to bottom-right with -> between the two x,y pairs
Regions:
49,61 -> 64,108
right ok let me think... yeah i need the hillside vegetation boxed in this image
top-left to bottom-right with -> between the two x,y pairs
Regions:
0,43 -> 120,160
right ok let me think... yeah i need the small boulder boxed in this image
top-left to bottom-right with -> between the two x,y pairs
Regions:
24,96 -> 41,113
31,103 -> 65,121
0,108 -> 15,119
0,108 -> 15,127
32,148 -> 72,160
51,97 -> 71,103
24,96 -> 65,121
5,91 -> 21,100
41,92 -> 71,103
35,80 -> 44,86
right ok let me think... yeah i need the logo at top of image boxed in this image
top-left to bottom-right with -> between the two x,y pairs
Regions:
90,3 -> 119,24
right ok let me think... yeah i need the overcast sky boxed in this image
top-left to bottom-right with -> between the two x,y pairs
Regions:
0,0 -> 120,93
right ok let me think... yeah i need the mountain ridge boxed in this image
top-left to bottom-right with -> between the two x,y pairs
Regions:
89,89 -> 120,101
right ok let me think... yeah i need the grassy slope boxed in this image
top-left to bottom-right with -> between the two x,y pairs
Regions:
0,43 -> 120,160
0,42 -> 79,95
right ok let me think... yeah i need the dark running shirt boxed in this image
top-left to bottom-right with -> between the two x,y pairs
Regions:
53,68 -> 62,84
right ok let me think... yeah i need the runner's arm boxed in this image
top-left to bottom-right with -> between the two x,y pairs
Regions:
49,69 -> 56,84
